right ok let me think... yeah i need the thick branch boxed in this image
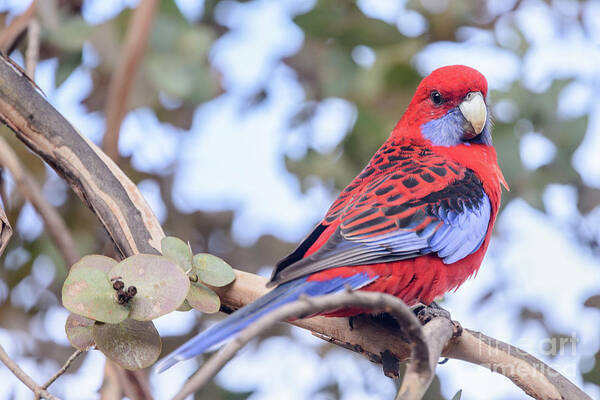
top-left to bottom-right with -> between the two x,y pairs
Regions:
114,367 -> 153,400
444,329 -> 582,400
396,318 -> 454,400
0,54 -> 164,257
0,52 -> 591,400
213,271 -> 590,400
0,136 -> 79,265
102,0 -> 158,161
100,361 -> 123,400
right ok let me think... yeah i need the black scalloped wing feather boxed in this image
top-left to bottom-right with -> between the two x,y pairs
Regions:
270,143 -> 490,286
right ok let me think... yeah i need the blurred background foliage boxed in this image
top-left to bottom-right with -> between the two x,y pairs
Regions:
0,0 -> 599,399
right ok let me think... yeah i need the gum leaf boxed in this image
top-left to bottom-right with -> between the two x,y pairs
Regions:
70,254 -> 117,273
161,236 -> 192,271
109,254 -> 190,321
62,258 -> 129,324
192,253 -> 235,287
187,282 -> 220,314
65,313 -> 95,350
93,319 -> 161,370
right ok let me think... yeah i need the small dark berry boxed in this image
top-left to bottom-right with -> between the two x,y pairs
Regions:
117,292 -> 128,304
127,286 -> 137,297
113,280 -> 125,290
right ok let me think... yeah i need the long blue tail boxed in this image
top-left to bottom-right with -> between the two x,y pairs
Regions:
154,273 -> 374,373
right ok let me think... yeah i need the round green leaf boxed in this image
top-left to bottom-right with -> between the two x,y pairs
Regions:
62,262 -> 129,324
93,319 -> 161,370
70,254 -> 117,273
192,253 -> 235,287
187,282 -> 220,314
109,254 -> 190,321
65,313 -> 94,350
161,236 -> 192,271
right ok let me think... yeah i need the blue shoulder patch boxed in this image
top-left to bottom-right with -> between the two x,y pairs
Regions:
429,192 -> 491,264
421,107 -> 492,147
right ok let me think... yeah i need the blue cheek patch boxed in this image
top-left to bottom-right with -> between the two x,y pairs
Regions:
420,107 -> 492,147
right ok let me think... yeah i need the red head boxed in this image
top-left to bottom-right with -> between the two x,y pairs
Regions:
395,65 -> 491,147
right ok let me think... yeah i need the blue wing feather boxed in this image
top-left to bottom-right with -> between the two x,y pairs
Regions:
154,273 -> 376,373
432,195 -> 490,264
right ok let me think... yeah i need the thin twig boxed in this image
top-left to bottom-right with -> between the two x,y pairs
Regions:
25,18 -> 39,78
170,291 -> 429,400
0,1 -> 36,54
0,168 -> 9,209
0,343 -> 59,400
0,186 -> 12,256
0,136 -> 79,266
40,349 -> 85,391
102,0 -> 158,161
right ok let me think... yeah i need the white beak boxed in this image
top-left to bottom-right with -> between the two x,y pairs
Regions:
459,91 -> 487,136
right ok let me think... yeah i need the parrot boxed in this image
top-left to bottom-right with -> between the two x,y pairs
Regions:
155,64 -> 508,373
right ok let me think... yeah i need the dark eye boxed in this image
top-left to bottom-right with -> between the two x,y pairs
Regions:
430,90 -> 443,105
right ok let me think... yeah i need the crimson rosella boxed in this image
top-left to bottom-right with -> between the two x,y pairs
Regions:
155,65 -> 507,372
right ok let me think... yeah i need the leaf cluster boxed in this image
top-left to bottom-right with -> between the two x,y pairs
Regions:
61,237 -> 235,370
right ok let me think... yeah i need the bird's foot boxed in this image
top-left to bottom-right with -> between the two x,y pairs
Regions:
348,313 -> 400,332
413,301 -> 451,325
451,319 -> 463,338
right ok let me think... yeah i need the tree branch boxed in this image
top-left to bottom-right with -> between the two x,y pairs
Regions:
172,290 -> 434,400
100,360 -> 123,400
0,343 -> 59,400
0,53 -> 164,257
114,367 -> 153,400
25,17 -> 39,78
33,349 -> 85,400
444,329 -> 580,400
0,185 -> 12,255
0,1 -> 36,54
102,0 -> 158,161
214,271 -> 590,400
0,136 -> 79,266
396,318 -> 454,400
42,349 -> 84,389
0,51 -> 591,400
